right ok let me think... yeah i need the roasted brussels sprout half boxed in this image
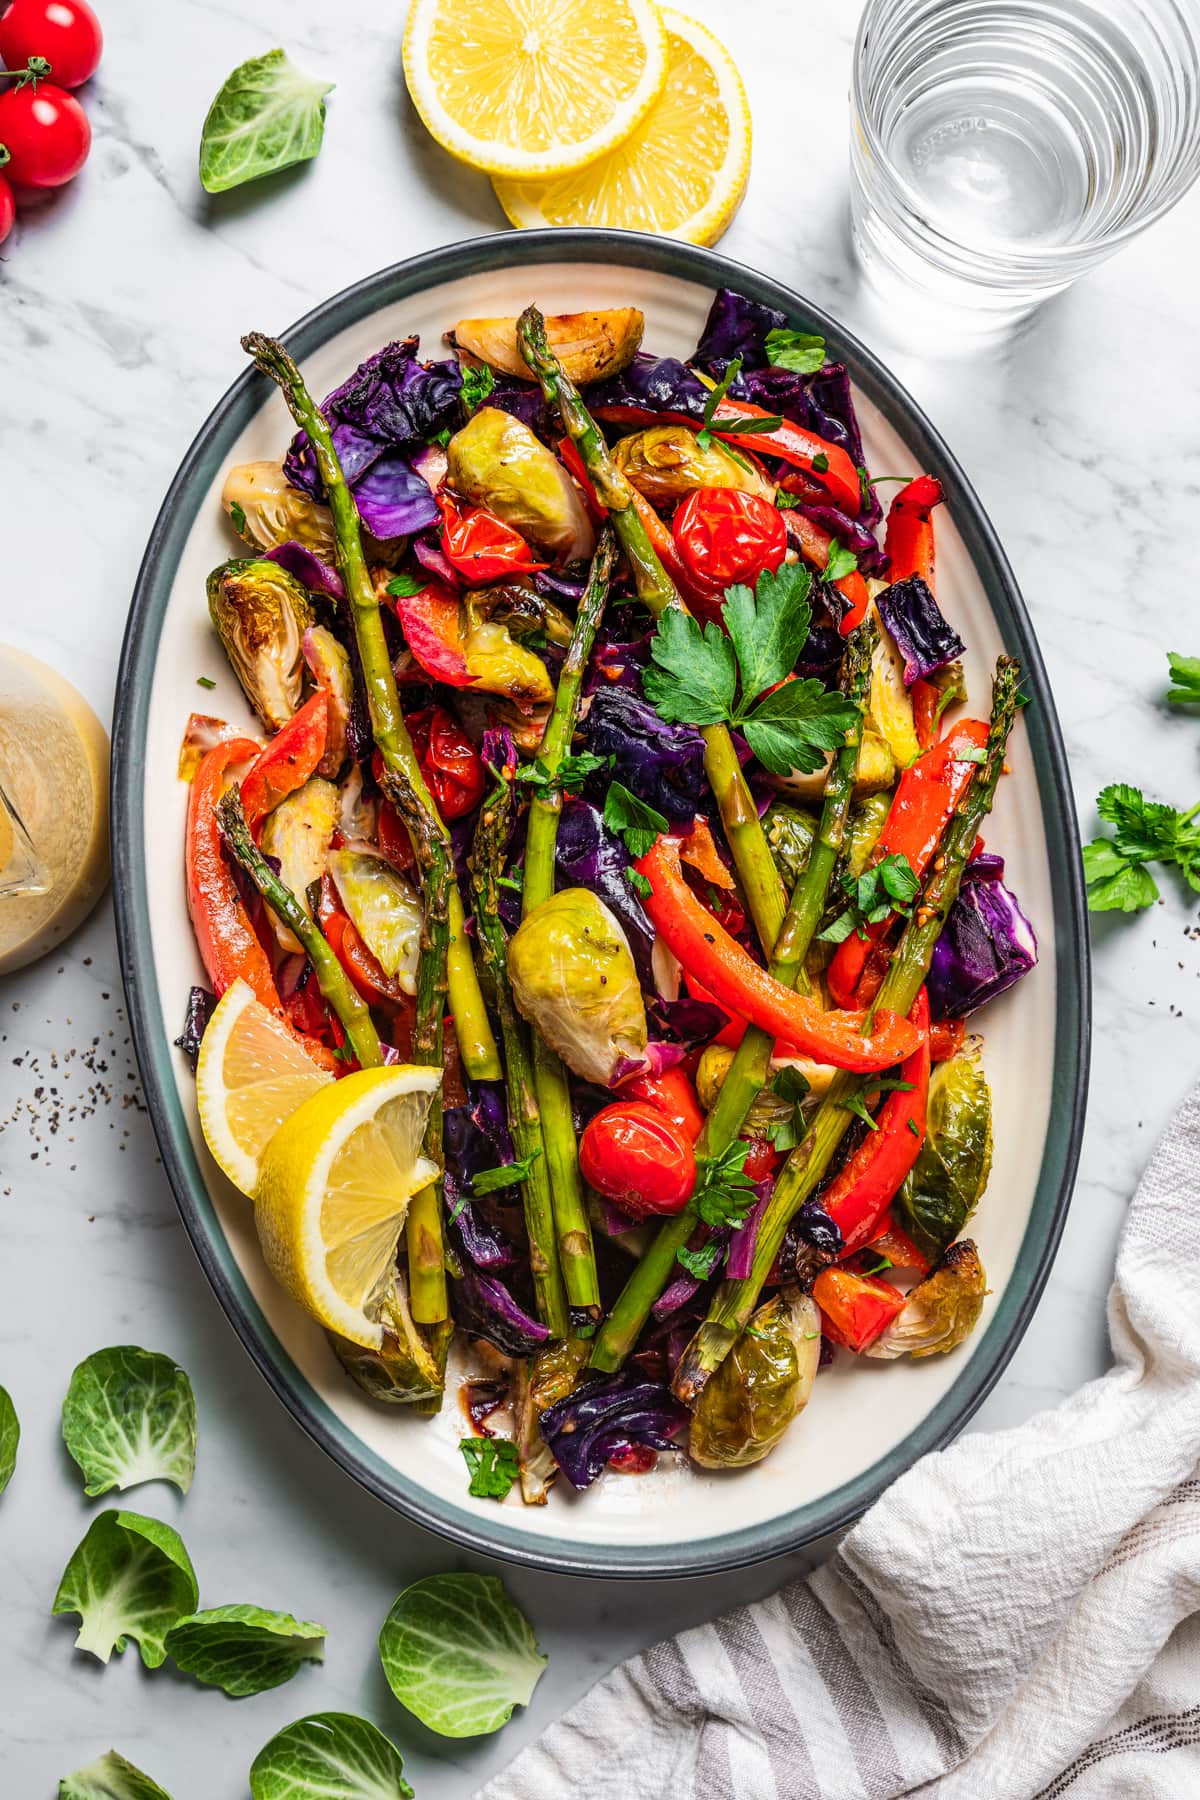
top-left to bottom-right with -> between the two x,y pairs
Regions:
328,847 -> 422,994
612,424 -> 774,506
530,1337 -> 590,1412
694,1043 -> 796,1138
221,459 -> 337,558
478,582 -> 574,648
771,729 -> 895,802
508,888 -> 647,1086
864,1241 -> 987,1360
462,597 -> 556,711
763,801 -> 818,890
330,1277 -> 451,1412
258,777 -> 339,951
453,308 -> 644,383
845,791 -> 892,878
896,1038 -> 993,1263
446,407 -> 595,563
207,557 -> 313,734
302,625 -> 354,777
690,1289 -> 821,1469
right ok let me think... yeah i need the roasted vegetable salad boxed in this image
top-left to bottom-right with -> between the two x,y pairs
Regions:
180,291 -> 1038,1502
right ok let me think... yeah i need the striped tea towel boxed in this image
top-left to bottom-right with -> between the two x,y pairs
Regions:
478,1083 -> 1200,1799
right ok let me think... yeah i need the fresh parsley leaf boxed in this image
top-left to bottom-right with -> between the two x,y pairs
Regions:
603,781 -> 669,860
432,425 -> 452,449
643,608 -> 738,724
196,675 -> 216,690
514,751 -> 610,797
723,559 -> 813,700
811,452 -> 829,474
775,488 -> 802,509
906,1117 -> 922,1139
823,543 -> 859,585
676,1240 -> 723,1281
386,572 -> 427,599
459,1436 -> 520,1500
839,1075 -> 914,1132
460,363 -> 495,415
856,466 -> 873,511
627,867 -> 653,898
693,1142 -> 758,1230
877,851 -> 920,905
955,746 -> 987,765
1166,652 -> 1200,704
768,1115 -> 800,1151
740,679 -> 857,777
228,500 -> 247,534
765,326 -> 827,374
473,1151 -> 542,1195
817,909 -> 860,945
695,357 -> 742,451
496,871 -> 524,893
819,853 -> 918,942
1082,838 -> 1160,913
772,1066 -> 811,1107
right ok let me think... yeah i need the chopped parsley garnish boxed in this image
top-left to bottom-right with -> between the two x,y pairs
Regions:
460,363 -> 495,415
764,326 -> 826,374
473,1150 -> 542,1195
811,452 -> 829,474
676,1240 -> 723,1281
228,500 -> 247,534
695,356 -> 782,449
626,866 -> 653,898
822,542 -> 859,586
386,571 -> 427,599
818,853 -> 920,944
693,1141 -> 759,1230
839,1075 -> 915,1132
513,750 -> 611,798
603,781 -> 669,860
459,1436 -> 520,1500
196,675 -> 217,690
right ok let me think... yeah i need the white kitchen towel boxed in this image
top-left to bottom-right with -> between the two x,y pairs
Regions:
478,1083 -> 1200,1800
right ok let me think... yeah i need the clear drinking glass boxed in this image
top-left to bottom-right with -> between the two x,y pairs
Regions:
850,0 -> 1200,330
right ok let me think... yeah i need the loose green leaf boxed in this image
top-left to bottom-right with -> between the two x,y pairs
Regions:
0,1385 -> 17,1493
1084,782 -> 1200,912
741,679 -> 857,777
460,1437 -> 520,1500
461,364 -> 496,415
250,1713 -> 412,1800
723,560 -> 812,700
1166,651 -> 1200,704
775,488 -> 802,510
513,749 -> 610,797
196,674 -> 217,691
62,1346 -> 196,1497
877,852 -> 920,905
765,326 -> 826,374
385,572 -> 427,600
378,1572 -> 546,1738
644,608 -> 737,725
954,746 -> 987,765
626,866 -> 653,898
695,356 -> 742,451
676,1240 -> 723,1281
693,1142 -> 758,1231
199,50 -> 334,195
59,1750 -> 173,1799
839,1075 -> 915,1132
229,500 -> 248,535
473,1151 -> 542,1195
603,781 -> 669,860
819,852 -> 918,941
53,1510 -> 198,1668
823,543 -> 859,585
165,1604 -> 326,1697
1083,841 -> 1159,913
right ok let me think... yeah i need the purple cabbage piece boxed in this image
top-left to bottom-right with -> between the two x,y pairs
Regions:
582,633 -> 652,697
555,799 -> 656,989
725,1183 -> 773,1282
645,994 -> 727,1048
590,352 -> 710,422
927,867 -> 1038,1020
694,287 -> 787,373
793,1199 -> 843,1260
533,566 -> 589,607
264,541 -> 346,600
538,1370 -> 689,1489
610,1040 -> 687,1085
351,454 -> 440,539
442,1084 -> 519,1272
877,575 -> 967,687
793,501 -> 889,579
488,373 -> 550,435
454,1271 -> 549,1357
964,851 -> 1005,884
174,986 -> 216,1070
412,532 -> 457,587
584,685 -> 704,824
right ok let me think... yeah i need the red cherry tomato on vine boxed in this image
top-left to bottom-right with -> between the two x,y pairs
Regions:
673,488 -> 787,592
580,1101 -> 696,1221
0,79 -> 90,187
405,705 -> 486,820
0,173 -> 14,244
0,0 -> 103,89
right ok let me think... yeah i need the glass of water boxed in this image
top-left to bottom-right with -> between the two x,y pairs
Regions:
850,0 -> 1200,329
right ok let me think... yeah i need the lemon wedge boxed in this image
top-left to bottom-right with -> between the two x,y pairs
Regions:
195,978 -> 333,1199
254,1066 -> 441,1349
403,0 -> 669,179
492,9 -> 751,245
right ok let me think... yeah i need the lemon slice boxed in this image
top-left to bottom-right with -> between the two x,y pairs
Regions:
492,9 -> 751,245
254,1066 -> 441,1348
403,0 -> 669,179
195,978 -> 333,1199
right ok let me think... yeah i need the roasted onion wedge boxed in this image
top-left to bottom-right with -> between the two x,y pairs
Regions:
451,307 -> 644,384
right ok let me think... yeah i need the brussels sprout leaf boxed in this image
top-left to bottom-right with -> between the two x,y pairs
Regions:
62,1346 -> 196,1497
0,1385 -> 18,1493
58,1750 -> 174,1799
249,1712 -> 412,1800
378,1572 -> 546,1737
165,1604 -> 326,1697
199,50 -> 334,195
52,1510 -> 198,1668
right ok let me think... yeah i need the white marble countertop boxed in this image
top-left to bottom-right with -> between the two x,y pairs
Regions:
4,0 -> 1200,1792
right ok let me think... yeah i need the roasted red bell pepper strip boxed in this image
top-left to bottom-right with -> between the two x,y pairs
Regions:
812,1266 -> 907,1353
391,580 -> 474,687
864,1214 -> 931,1276
557,433 -> 607,526
782,507 -> 872,632
437,492 -> 548,582
239,690 -> 329,827
186,738 -> 283,1011
885,475 -> 943,587
315,874 -> 407,1009
593,401 -> 862,515
822,989 -> 930,1256
635,836 -> 921,1073
930,1016 -> 966,1063
827,718 -> 990,1006
911,677 -> 940,751
616,1065 -> 705,1142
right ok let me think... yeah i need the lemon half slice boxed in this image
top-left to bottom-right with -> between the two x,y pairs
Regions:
493,9 -> 751,245
403,0 -> 669,179
196,979 -> 333,1199
254,1066 -> 441,1349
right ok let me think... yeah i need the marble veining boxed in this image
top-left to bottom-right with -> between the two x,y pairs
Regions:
2,0 -> 1199,1791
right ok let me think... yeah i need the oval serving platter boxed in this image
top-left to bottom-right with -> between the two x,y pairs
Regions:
113,230 -> 1089,1578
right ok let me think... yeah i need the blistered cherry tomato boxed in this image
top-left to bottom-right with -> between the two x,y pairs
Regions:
0,0 -> 103,88
580,1101 -> 696,1221
0,172 -> 14,244
405,704 -> 486,820
376,798 -> 416,872
437,492 -> 547,582
0,77 -> 90,186
739,1136 -> 782,1182
673,488 -> 787,591
617,1066 -> 704,1142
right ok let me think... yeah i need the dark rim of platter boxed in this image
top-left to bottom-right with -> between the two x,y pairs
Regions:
112,227 -> 1091,1579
